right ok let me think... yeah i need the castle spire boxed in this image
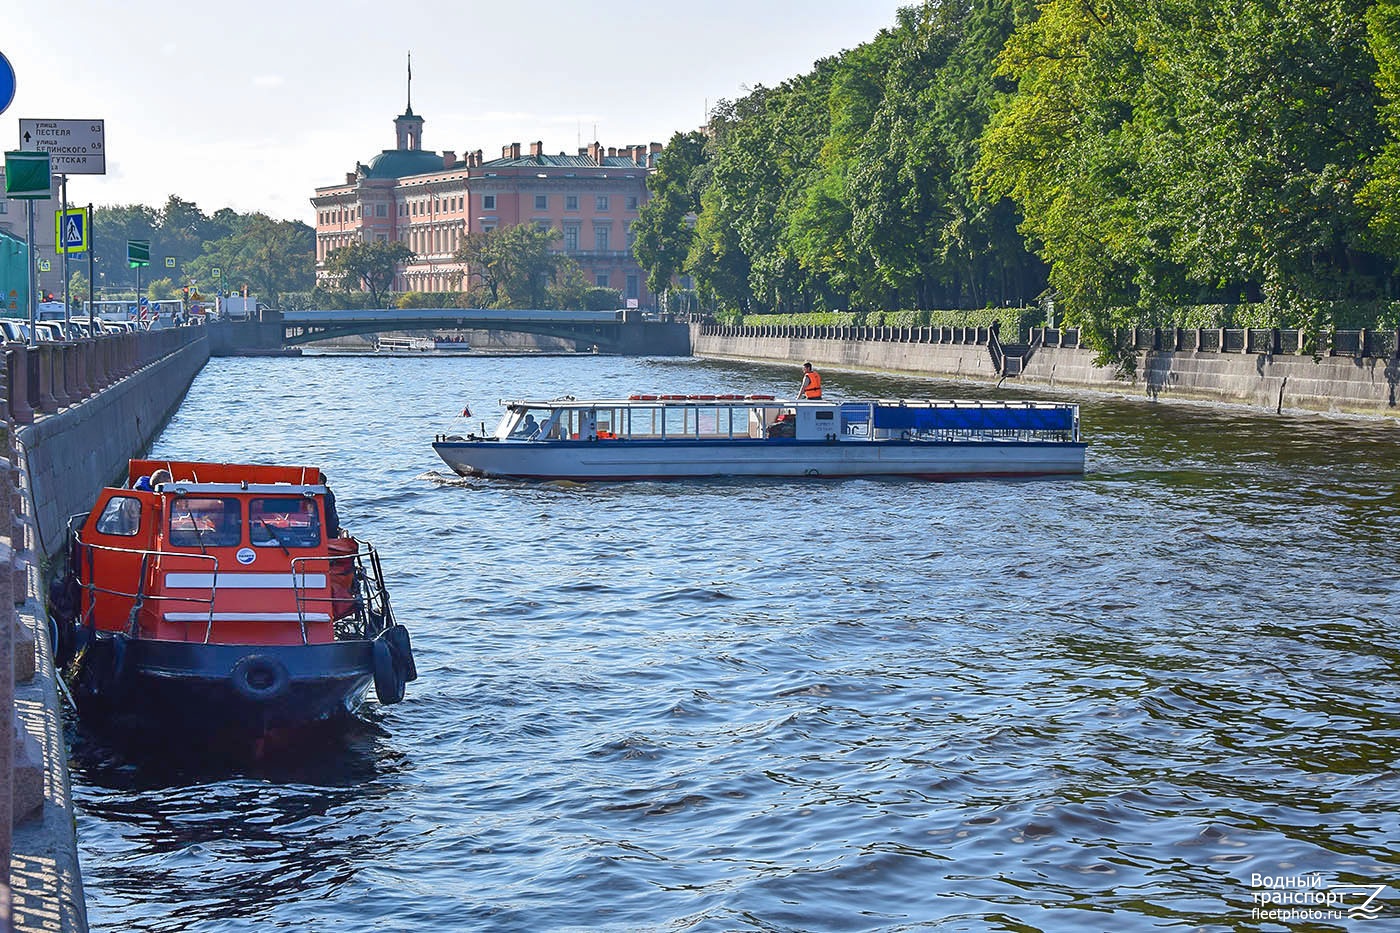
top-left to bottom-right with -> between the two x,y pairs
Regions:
406,51 -> 413,114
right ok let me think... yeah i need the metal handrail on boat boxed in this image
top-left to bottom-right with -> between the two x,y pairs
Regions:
67,532 -> 220,640
290,541 -> 395,644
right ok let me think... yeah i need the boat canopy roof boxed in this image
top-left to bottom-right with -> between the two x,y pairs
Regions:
126,459 -> 329,490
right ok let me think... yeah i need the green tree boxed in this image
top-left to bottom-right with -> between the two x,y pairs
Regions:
633,130 -> 710,296
454,224 -> 560,308
324,240 -> 415,306
186,213 -> 316,306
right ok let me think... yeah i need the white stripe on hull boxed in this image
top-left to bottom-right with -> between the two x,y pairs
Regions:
433,440 -> 1085,480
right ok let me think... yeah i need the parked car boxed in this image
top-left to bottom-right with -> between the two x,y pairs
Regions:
33,322 -> 64,342
0,320 -> 31,343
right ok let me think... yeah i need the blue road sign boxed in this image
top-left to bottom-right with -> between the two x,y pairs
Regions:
0,53 -> 14,116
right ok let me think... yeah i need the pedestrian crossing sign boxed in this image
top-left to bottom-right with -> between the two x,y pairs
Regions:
55,208 -> 88,254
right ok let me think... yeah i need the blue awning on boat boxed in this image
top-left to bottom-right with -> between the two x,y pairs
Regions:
850,404 -> 1074,432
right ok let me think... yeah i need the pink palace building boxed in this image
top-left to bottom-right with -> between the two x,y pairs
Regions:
312,102 -> 660,306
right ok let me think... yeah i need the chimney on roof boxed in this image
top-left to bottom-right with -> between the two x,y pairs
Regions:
650,142 -> 663,154
346,172 -> 357,185
444,151 -> 456,168
588,142 -> 603,163
529,140 -> 543,158
471,149 -> 483,167
502,142 -> 521,160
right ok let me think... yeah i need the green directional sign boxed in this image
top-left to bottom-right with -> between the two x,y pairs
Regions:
4,150 -> 50,199
127,239 -> 150,268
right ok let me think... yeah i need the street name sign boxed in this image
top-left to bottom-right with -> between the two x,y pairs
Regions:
127,239 -> 150,268
56,208 -> 88,253
18,119 -> 106,174
4,150 -> 50,199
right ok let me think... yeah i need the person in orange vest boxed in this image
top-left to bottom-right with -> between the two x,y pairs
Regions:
799,362 -> 823,399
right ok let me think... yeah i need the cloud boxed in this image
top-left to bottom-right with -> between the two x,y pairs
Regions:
252,75 -> 285,89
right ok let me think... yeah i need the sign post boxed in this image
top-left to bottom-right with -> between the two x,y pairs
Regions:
128,239 -> 150,306
5,150 -> 52,342
20,118 -> 107,323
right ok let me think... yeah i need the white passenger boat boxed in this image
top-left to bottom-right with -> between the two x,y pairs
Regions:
432,395 -> 1085,481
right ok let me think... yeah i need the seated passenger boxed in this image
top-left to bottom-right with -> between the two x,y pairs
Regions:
514,413 -> 539,438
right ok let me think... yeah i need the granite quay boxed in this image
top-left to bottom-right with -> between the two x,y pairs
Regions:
692,323 -> 1400,418
1,325 -> 210,933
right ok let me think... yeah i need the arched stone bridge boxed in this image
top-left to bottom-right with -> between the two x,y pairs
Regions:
209,308 -> 690,356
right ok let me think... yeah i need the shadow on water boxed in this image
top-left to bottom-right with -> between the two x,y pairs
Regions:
66,709 -> 401,791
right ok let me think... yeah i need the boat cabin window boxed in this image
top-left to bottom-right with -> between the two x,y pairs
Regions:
95,496 -> 142,536
168,497 -> 243,548
250,497 -> 321,549
508,408 -> 550,439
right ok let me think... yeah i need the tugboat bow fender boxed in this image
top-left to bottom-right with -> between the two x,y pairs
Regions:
230,654 -> 291,702
372,636 -> 406,705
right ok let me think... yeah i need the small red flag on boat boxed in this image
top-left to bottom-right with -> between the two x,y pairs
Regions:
461,405 -> 472,417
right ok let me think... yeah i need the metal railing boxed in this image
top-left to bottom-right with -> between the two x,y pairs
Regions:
698,323 -> 1400,359
3,325 -> 206,424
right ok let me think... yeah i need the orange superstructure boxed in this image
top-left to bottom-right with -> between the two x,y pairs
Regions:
57,459 -> 416,746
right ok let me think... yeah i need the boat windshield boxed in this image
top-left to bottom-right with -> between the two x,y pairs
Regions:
169,497 -> 243,548
250,497 -> 322,549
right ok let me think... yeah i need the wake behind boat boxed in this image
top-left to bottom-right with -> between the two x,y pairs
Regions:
433,395 -> 1085,481
52,459 -> 417,745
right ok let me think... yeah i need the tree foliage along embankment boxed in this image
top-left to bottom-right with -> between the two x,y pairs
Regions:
633,0 -> 1400,357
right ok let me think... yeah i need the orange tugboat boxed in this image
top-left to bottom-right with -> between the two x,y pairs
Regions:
53,459 -> 416,742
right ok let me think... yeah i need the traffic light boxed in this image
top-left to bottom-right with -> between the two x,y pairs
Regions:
182,285 -> 190,300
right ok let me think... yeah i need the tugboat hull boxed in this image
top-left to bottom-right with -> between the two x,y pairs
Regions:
70,629 -> 411,740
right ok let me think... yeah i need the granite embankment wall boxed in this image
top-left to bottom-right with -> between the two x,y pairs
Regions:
19,336 -> 211,558
691,328 -> 1400,417
3,329 -> 210,933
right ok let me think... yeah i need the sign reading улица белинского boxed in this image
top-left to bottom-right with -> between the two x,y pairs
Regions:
18,119 -> 105,174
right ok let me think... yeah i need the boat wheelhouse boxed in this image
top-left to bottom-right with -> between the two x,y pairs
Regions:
432,395 -> 1085,481
54,459 -> 417,744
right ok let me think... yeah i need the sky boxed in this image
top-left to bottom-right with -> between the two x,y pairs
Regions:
3,0 -> 914,226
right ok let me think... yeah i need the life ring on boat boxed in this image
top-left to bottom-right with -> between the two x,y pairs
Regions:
230,654 -> 290,702
746,394 -> 776,400
633,395 -> 658,401
716,394 -> 743,400
659,394 -> 687,400
385,623 -> 417,682
373,637 -> 405,704
689,394 -> 716,400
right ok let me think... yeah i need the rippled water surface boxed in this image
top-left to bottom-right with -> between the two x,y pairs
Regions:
71,355 -> 1400,932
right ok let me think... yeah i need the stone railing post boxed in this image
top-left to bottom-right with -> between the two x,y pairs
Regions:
34,346 -> 58,415
6,346 -> 34,426
51,344 -> 74,409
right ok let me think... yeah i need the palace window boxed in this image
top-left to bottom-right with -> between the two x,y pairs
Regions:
565,195 -> 578,211
535,195 -> 548,210
483,194 -> 496,210
596,195 -> 610,211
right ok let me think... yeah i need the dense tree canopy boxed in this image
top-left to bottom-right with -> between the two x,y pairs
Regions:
632,0 -> 1400,345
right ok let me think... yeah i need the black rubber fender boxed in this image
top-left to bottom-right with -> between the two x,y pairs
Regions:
230,654 -> 291,703
385,624 -> 417,682
372,637 -> 405,704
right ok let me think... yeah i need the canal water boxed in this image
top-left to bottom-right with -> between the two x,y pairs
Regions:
69,354 -> 1400,932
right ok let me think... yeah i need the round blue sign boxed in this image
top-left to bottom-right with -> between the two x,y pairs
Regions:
0,53 -> 14,116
